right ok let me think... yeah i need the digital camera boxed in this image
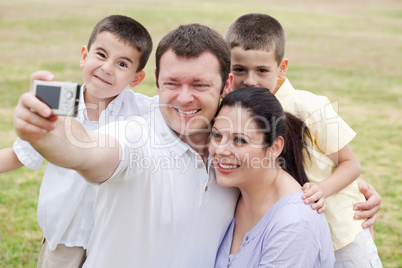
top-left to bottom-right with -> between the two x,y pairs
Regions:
33,80 -> 81,117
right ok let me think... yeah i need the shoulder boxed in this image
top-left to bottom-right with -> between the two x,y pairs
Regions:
294,90 -> 332,114
278,79 -> 333,120
118,90 -> 158,116
269,192 -> 325,230
97,116 -> 151,147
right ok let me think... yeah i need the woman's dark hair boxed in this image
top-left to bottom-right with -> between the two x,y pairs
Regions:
217,87 -> 311,186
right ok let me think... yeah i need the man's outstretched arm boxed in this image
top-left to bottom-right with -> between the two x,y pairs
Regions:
13,71 -> 120,183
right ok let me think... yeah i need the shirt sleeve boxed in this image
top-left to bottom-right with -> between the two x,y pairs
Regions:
303,95 -> 356,155
13,137 -> 44,170
96,116 -> 150,182
259,221 -> 321,268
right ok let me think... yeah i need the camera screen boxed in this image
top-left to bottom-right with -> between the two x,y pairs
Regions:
36,85 -> 61,109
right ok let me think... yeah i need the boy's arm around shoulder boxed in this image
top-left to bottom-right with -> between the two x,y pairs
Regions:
14,92 -> 121,183
0,147 -> 24,173
319,144 -> 362,198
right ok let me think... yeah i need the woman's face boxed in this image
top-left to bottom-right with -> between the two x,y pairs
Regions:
209,105 -> 272,188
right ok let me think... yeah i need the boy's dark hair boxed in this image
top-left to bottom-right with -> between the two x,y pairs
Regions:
155,23 -> 231,91
226,13 -> 286,66
87,15 -> 152,72
217,87 -> 311,186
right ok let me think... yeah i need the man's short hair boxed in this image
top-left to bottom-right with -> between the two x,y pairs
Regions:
155,23 -> 231,89
87,15 -> 152,72
226,13 -> 286,65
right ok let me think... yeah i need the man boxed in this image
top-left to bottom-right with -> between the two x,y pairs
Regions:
14,24 -> 238,268
14,23 -> 381,268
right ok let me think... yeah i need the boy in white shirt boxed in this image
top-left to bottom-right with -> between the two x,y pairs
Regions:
0,14 -> 153,267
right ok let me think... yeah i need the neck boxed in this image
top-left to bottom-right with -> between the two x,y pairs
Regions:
237,167 -> 302,221
180,132 -> 210,163
84,90 -> 114,121
238,168 -> 283,220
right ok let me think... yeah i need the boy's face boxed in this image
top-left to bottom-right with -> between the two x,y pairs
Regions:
80,31 -> 144,103
230,46 -> 287,94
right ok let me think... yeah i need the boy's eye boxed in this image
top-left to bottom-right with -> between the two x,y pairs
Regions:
233,67 -> 245,73
258,69 -> 268,73
97,52 -> 106,58
118,62 -> 128,68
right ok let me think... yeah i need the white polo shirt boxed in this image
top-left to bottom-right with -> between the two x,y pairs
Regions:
85,106 -> 239,268
13,86 -> 157,250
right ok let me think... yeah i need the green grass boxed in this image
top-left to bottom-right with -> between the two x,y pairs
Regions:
0,0 -> 401,267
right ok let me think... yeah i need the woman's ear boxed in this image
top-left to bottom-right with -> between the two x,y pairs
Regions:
267,136 -> 285,160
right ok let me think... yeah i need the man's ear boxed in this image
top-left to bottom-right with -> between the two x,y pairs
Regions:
79,46 -> 88,68
129,71 -> 146,88
278,58 -> 289,78
221,73 -> 234,99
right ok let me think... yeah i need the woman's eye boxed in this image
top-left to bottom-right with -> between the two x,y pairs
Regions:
234,137 -> 246,144
211,132 -> 222,139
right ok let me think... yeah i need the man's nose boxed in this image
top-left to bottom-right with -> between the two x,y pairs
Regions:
177,86 -> 195,104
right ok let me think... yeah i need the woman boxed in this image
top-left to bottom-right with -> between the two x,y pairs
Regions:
210,87 -> 334,267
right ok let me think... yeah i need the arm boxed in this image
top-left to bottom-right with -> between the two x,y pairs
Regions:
0,147 -> 24,173
13,71 -> 121,183
302,182 -> 326,213
303,144 -> 361,203
354,178 -> 381,233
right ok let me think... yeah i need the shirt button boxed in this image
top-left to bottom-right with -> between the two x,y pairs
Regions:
205,186 -> 208,191
245,236 -> 249,241
198,163 -> 203,168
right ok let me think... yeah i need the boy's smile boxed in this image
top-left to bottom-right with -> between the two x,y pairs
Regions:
80,31 -> 143,107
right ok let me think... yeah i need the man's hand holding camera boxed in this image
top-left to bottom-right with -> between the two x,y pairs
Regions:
14,71 -> 81,143
14,71 -> 58,143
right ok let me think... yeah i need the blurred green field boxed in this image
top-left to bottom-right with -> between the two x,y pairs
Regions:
0,0 -> 401,266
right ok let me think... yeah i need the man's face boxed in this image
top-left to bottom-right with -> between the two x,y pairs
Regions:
231,46 -> 285,94
156,50 -> 231,138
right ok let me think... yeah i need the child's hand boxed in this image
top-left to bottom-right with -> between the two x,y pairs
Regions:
302,182 -> 326,213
